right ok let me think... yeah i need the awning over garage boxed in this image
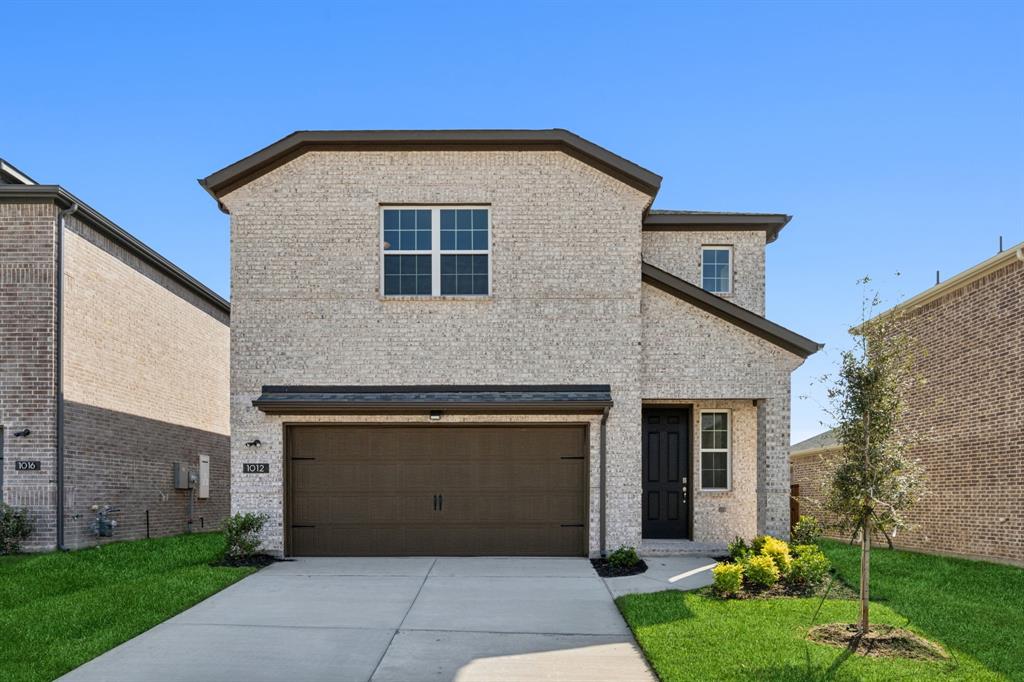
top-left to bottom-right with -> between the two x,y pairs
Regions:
253,384 -> 613,415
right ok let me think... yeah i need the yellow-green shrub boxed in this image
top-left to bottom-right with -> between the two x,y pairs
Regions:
787,544 -> 831,587
711,562 -> 744,597
760,536 -> 792,574
743,554 -> 780,587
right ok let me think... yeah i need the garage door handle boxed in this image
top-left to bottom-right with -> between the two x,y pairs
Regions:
433,495 -> 438,511
438,494 -> 443,511
291,524 -> 315,528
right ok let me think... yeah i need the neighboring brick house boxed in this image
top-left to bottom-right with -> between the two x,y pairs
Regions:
199,130 -> 821,558
0,158 -> 230,551
791,242 -> 1024,566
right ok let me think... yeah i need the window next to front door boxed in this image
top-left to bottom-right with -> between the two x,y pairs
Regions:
700,410 -> 731,491
381,206 -> 491,296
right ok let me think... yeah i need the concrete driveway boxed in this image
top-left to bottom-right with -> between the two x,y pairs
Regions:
60,556 -> 713,682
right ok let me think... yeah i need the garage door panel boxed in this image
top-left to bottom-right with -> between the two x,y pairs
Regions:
288,426 -> 587,556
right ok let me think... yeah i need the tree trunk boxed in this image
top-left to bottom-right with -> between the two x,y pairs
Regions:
859,516 -> 871,633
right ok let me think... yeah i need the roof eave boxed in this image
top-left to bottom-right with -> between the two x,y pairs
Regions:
643,212 -> 792,243
199,129 -> 663,208
0,185 -> 230,316
641,261 -> 822,358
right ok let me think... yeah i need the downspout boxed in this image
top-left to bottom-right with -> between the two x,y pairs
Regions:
599,405 -> 610,558
56,201 -> 79,551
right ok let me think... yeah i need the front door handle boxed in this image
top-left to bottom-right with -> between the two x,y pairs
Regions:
433,495 -> 438,511
438,494 -> 443,511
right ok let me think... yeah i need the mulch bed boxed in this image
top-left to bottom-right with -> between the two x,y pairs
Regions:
591,558 -> 648,577
809,623 -> 949,662
212,554 -> 279,568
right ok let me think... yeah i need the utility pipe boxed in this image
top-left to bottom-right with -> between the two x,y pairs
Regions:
599,405 -> 610,558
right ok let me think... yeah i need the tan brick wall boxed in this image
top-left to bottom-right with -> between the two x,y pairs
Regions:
641,284 -> 803,538
61,222 -> 230,547
791,257 -> 1024,566
642,230 -> 766,315
225,148 -> 803,555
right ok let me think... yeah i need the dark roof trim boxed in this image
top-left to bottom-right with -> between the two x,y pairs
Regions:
253,384 -> 614,415
0,185 -> 230,316
644,211 -> 792,244
641,262 -> 822,358
199,130 -> 663,208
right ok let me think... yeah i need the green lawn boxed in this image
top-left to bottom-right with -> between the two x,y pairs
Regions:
0,533 -> 257,682
617,542 -> 1024,681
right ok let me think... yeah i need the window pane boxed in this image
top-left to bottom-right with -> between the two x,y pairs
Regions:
473,231 -> 488,250
702,469 -> 715,489
383,255 -> 431,296
456,209 -> 472,229
440,255 -> 488,295
702,431 -> 715,449
716,413 -> 727,430
383,210 -> 399,230
400,210 -> 415,230
400,231 -> 416,250
472,209 -> 488,229
457,231 -> 472,249
416,231 -> 431,250
701,413 -> 715,430
441,231 -> 456,250
714,469 -> 727,489
383,230 -> 399,250
440,210 -> 455,230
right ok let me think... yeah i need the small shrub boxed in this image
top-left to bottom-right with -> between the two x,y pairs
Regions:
607,545 -> 641,570
750,534 -> 771,555
743,554 -> 780,588
728,536 -> 750,561
791,515 -> 824,546
760,536 -> 792,575
0,503 -> 34,554
222,512 -> 268,560
787,544 -> 831,587
712,562 -> 744,597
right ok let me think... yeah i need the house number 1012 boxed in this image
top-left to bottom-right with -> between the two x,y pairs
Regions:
242,463 -> 269,474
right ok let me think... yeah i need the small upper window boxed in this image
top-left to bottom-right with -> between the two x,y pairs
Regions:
702,246 -> 732,294
700,411 -> 730,490
381,207 -> 490,296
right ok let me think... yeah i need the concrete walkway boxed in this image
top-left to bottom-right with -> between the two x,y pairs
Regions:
61,556 -> 714,682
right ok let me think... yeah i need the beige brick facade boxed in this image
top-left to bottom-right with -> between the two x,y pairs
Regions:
222,144 -> 811,556
791,249 -> 1024,567
0,189 -> 230,551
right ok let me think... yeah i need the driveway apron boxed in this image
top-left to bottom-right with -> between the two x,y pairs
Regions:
60,557 -> 656,682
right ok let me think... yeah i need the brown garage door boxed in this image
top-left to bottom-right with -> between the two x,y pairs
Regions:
286,425 -> 587,556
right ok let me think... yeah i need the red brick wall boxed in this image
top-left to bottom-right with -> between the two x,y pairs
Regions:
792,256 -> 1024,566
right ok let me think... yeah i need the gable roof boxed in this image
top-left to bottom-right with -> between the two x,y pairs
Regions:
641,261 -> 822,358
790,429 -> 839,454
644,210 -> 792,243
199,129 -> 663,208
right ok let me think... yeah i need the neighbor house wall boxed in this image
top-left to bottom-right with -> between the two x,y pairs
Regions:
61,216 -> 230,548
641,283 -> 802,540
791,256 -> 1023,566
0,202 -> 58,550
642,230 -> 766,315
223,149 -> 652,556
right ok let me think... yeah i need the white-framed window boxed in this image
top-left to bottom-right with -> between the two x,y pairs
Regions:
699,410 -> 730,490
380,206 -> 491,296
701,246 -> 732,294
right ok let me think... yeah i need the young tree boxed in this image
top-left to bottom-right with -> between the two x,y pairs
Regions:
823,279 -> 922,634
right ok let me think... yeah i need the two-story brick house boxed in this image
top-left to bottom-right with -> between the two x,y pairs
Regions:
200,130 -> 821,557
1,158 -> 230,550
792,241 -> 1023,566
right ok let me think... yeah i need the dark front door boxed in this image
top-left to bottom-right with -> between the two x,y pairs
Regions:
642,408 -> 691,539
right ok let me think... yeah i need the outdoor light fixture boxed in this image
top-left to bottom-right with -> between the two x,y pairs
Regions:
13,429 -> 31,437
429,411 -> 442,421
245,439 -> 261,447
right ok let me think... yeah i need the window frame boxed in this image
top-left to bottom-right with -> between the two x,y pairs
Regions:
701,245 -> 733,295
698,409 -> 731,492
379,205 -> 492,297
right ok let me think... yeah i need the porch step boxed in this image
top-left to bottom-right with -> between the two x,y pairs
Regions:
639,539 -> 727,558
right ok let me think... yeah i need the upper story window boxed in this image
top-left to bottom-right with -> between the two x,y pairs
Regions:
381,207 -> 490,297
700,410 -> 730,491
702,246 -> 732,294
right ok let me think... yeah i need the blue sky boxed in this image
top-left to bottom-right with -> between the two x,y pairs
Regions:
4,1 -> 1021,442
